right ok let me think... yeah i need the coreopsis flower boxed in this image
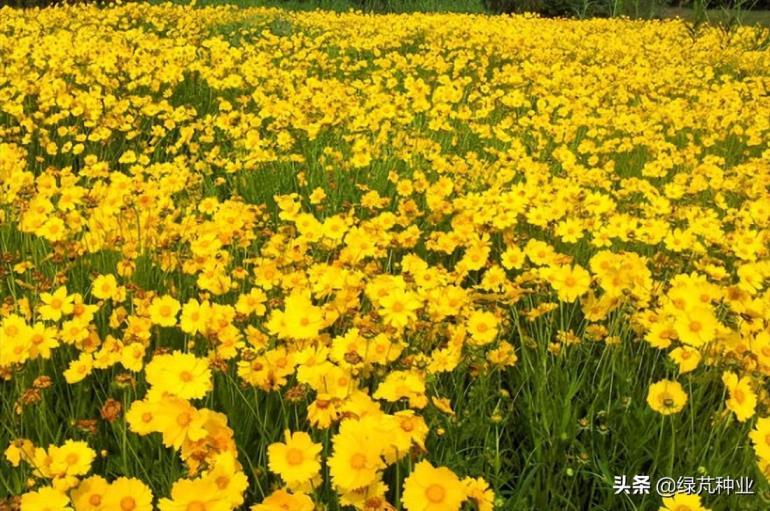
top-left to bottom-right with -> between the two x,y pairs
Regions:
20,486 -> 72,511
148,295 -> 181,327
48,440 -> 96,477
547,264 -> 592,303
63,353 -> 94,384
180,299 -> 211,335
101,478 -> 153,511
673,307 -> 718,347
158,477 -> 230,511
91,274 -> 119,301
70,475 -> 110,511
250,490 -> 314,511
722,371 -> 756,422
750,417 -> 770,461
646,379 -> 688,415
328,419 -> 386,492
669,346 -> 701,374
203,453 -> 248,509
266,291 -> 324,340
145,351 -> 212,400
152,397 -> 207,450
267,430 -> 322,487
402,461 -> 467,511
463,477 -> 495,511
465,310 -> 498,346
373,370 -> 428,409
659,493 -> 710,511
378,289 -> 421,330
39,286 -> 74,322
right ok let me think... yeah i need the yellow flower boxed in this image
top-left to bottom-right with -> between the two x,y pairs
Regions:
20,486 -> 72,511
547,264 -> 591,303
500,245 -> 525,270
203,453 -> 249,509
101,478 -> 153,511
463,477 -> 495,511
71,475 -> 110,511
235,288 -> 267,317
749,416 -> 770,461
120,342 -> 146,372
145,351 -> 212,400
378,289 -> 422,330
722,371 -> 756,422
267,291 -> 324,340
373,370 -> 428,409
659,493 -> 710,511
63,353 -> 94,384
328,419 -> 386,492
91,274 -> 119,301
673,307 -> 717,347
27,322 -> 59,360
466,310 -> 498,345
250,489 -> 314,511
180,299 -> 210,335
39,286 -> 74,322
126,399 -> 160,436
267,430 -> 322,487
668,346 -> 701,374
402,460 -> 467,511
152,396 -> 207,450
158,477 -> 230,511
148,295 -> 181,327
646,379 -> 688,415
49,440 -> 96,477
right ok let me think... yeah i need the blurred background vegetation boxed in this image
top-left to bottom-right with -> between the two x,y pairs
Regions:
1,0 -> 769,26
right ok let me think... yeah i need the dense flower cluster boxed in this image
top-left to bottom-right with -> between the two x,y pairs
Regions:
0,3 -> 769,510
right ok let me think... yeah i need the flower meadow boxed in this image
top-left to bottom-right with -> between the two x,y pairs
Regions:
1,3 -> 770,510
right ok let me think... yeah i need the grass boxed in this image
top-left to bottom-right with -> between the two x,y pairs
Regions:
154,0 -> 487,12
662,6 -> 770,24
157,0 -> 770,26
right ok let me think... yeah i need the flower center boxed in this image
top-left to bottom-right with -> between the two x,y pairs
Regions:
177,412 -> 192,426
426,484 -> 446,503
120,497 -> 136,511
287,448 -> 304,466
350,453 -> 367,469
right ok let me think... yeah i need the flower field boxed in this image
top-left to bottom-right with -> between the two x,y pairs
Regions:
1,3 -> 770,510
